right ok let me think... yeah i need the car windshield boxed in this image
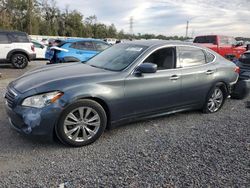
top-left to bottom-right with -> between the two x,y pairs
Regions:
86,43 -> 148,71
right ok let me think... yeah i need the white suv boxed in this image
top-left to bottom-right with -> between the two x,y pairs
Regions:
0,31 -> 36,69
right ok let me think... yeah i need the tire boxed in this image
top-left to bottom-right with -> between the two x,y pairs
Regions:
203,85 -> 226,113
11,53 -> 28,69
55,99 -> 107,147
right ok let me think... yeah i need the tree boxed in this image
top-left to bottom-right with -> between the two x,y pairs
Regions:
0,0 -> 189,40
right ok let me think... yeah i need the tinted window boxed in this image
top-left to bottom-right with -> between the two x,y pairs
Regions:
94,42 -> 110,51
70,41 -> 95,50
87,44 -> 147,71
0,33 -> 10,43
194,36 -> 216,44
143,48 -> 175,70
205,51 -> 215,63
178,47 -> 206,67
9,33 -> 29,43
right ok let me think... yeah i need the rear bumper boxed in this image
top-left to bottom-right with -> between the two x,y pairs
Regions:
29,53 -> 36,61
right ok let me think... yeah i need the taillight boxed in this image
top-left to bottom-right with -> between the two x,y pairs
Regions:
234,66 -> 240,74
31,45 -> 35,52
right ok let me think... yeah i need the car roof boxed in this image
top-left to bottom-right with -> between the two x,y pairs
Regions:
0,30 -> 28,35
63,38 -> 105,43
122,40 -> 203,48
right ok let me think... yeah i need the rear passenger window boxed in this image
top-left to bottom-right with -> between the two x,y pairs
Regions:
70,41 -> 95,50
0,33 -> 10,44
205,51 -> 215,63
9,33 -> 29,43
178,46 -> 206,68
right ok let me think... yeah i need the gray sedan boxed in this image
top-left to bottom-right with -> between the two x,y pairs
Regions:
5,40 -> 239,147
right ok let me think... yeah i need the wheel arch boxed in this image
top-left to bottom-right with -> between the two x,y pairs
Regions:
83,97 -> 111,129
7,49 -> 30,61
214,81 -> 229,98
54,96 -> 112,136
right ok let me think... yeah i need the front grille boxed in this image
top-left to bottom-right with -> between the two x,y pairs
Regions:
5,88 -> 17,108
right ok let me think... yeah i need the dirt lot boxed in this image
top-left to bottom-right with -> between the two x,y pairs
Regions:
0,61 -> 249,187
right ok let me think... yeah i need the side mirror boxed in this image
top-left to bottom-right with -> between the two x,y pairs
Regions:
135,63 -> 157,75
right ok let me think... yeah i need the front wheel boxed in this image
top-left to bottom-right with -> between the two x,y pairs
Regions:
203,86 -> 225,113
56,99 -> 107,147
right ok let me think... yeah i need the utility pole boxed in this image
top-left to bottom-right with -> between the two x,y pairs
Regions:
129,16 -> 134,35
185,20 -> 189,38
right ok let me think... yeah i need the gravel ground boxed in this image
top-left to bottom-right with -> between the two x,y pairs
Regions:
0,62 -> 249,187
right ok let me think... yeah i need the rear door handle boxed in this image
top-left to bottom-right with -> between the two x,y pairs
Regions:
170,75 -> 180,80
206,70 -> 214,75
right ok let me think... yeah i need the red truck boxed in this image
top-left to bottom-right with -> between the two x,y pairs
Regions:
193,35 -> 247,60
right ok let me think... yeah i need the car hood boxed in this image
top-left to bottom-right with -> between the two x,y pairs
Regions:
11,63 -> 115,93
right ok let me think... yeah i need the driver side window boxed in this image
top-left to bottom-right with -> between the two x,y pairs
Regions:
143,47 -> 176,70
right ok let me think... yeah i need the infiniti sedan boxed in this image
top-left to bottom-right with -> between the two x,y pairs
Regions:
5,40 -> 239,147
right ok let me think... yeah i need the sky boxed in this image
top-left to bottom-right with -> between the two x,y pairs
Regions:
55,0 -> 250,37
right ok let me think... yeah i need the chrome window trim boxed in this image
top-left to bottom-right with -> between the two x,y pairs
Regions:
130,44 -> 217,75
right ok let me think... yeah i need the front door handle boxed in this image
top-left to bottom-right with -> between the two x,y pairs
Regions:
206,70 -> 214,75
170,75 -> 180,80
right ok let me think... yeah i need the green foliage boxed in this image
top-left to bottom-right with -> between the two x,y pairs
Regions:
0,0 -> 190,41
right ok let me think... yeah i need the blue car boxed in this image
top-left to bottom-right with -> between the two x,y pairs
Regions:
45,38 -> 110,63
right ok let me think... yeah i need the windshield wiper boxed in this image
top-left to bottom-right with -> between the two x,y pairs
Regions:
88,64 -> 114,71
89,64 -> 102,69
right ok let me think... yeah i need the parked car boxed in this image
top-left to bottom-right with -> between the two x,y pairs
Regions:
231,50 -> 250,99
45,38 -> 110,64
5,40 -> 239,147
104,38 -> 117,45
31,40 -> 47,59
193,35 -> 247,60
0,31 -> 36,68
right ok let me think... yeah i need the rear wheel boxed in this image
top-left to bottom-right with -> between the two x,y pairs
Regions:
203,86 -> 225,113
56,99 -> 107,147
11,53 -> 28,69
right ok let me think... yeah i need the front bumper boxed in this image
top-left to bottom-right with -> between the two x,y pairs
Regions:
5,101 -> 62,138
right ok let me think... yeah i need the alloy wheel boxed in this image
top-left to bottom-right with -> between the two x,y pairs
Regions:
207,87 -> 224,112
63,107 -> 101,142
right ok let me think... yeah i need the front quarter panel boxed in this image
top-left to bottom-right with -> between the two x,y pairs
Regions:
60,78 -> 125,122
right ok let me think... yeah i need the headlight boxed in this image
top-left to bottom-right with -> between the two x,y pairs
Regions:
22,91 -> 63,108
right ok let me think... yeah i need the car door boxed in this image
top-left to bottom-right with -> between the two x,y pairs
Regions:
70,41 -> 97,61
177,46 -> 216,106
123,47 -> 182,118
0,33 -> 11,59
